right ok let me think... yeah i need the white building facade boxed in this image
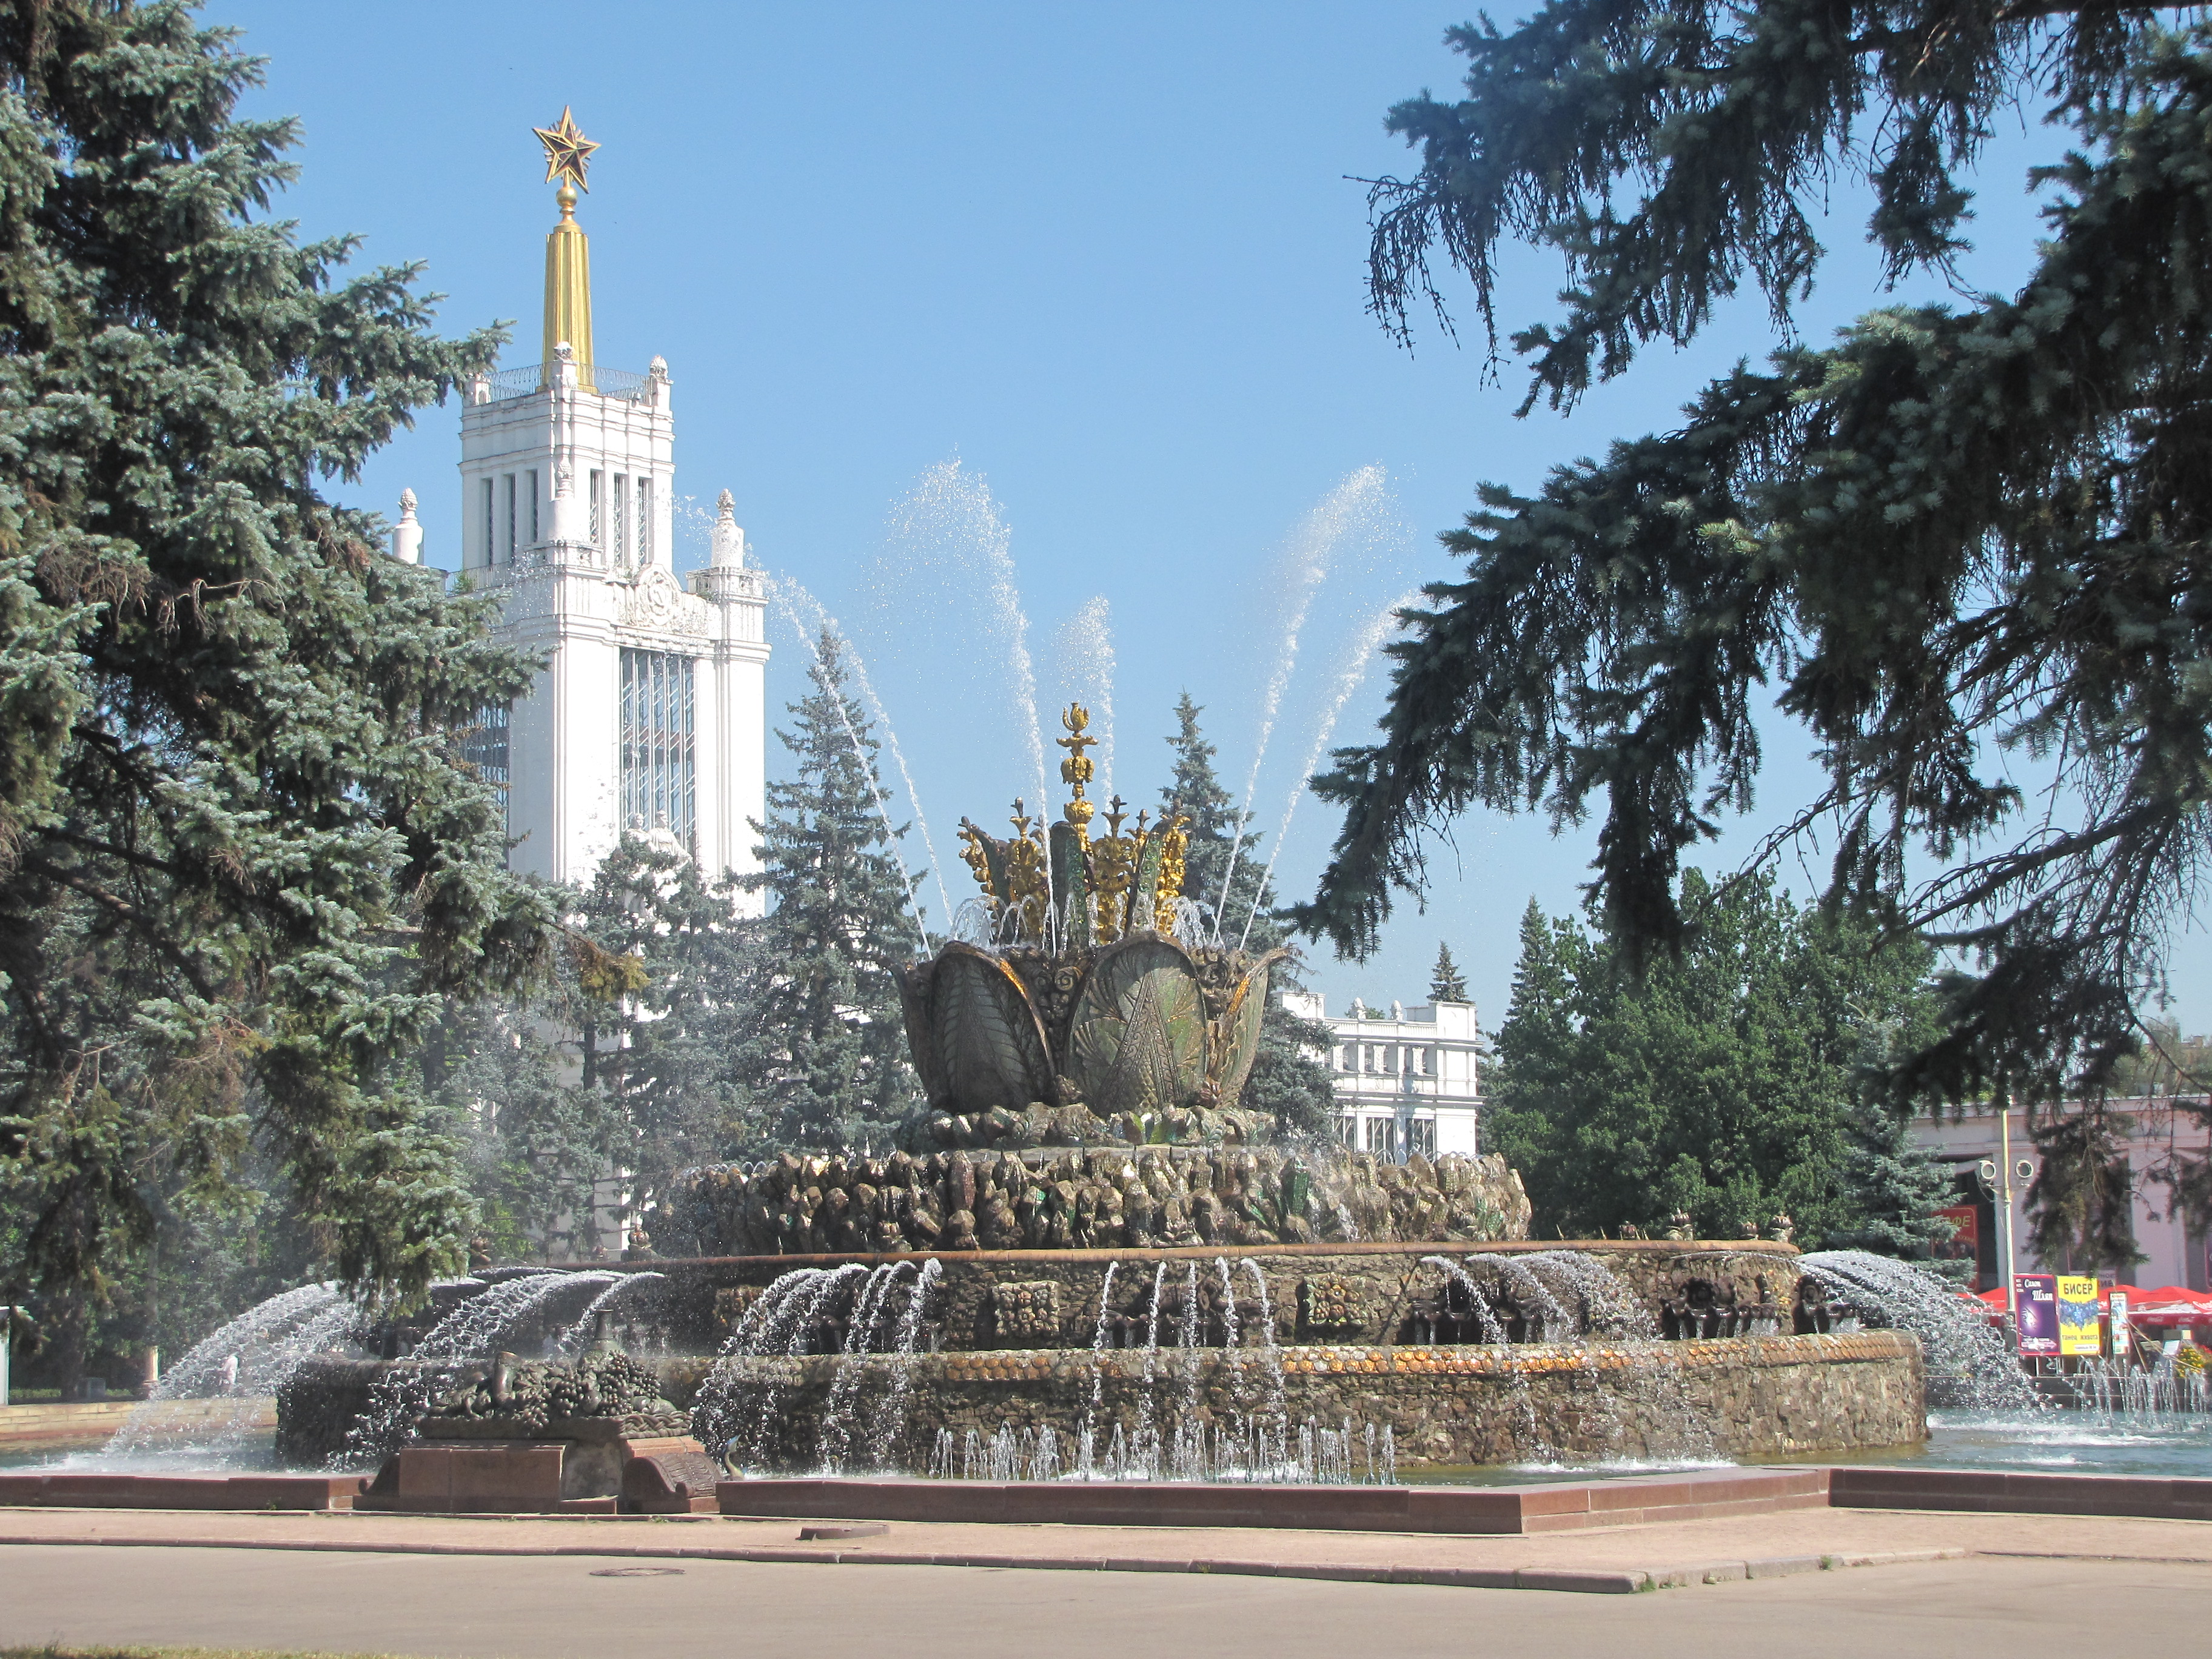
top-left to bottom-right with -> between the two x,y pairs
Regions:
390,164 -> 769,894
1281,993 -> 1484,1161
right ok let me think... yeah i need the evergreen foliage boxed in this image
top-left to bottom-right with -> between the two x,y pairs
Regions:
1488,872 -> 1945,1244
1305,3 -> 2212,1099
427,834 -> 760,1261
567,836 -> 761,1233
0,2 -> 546,1380
1829,1099 -> 1972,1280
739,632 -> 922,1150
1429,942 -> 1468,1004
431,992 -> 609,1264
1242,997 -> 1339,1141
1159,692 -> 1256,943
1156,694 -> 1338,1137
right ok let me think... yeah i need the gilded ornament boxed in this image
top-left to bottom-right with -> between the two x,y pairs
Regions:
1153,809 -> 1191,936
534,106 -> 600,192
957,819 -> 997,902
1086,794 -> 1141,940
1056,703 -> 1098,840
1002,799 -> 1051,925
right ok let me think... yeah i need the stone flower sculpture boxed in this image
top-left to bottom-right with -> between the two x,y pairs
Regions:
899,933 -> 1285,1123
897,704 -> 1285,1143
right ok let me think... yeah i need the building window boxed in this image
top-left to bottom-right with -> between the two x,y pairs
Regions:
1336,1115 -> 1360,1151
526,470 -> 540,543
458,702 -> 511,848
503,474 -> 517,561
590,469 -> 603,547
613,474 -> 629,564
1362,1117 -> 1397,1158
620,648 -> 695,846
1406,1116 -> 1437,1161
638,475 -> 652,564
479,478 -> 494,566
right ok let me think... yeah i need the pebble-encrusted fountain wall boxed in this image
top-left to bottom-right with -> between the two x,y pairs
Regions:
649,1147 -> 1532,1259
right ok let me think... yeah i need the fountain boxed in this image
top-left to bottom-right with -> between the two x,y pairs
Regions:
53,705 -> 1931,1495
438,706 -> 1914,1476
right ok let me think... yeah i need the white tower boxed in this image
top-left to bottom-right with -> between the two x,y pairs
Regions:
398,111 -> 769,902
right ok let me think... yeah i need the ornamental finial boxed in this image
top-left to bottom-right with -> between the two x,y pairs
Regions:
534,106 -> 599,193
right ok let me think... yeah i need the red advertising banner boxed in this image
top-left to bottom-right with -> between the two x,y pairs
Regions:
2016,1272 -> 2059,1357
1933,1205 -> 1979,1264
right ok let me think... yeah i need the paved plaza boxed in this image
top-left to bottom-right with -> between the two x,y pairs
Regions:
0,1504 -> 2207,1655
0,1540 -> 2202,1657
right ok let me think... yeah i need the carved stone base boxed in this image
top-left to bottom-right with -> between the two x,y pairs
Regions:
358,1418 -> 719,1514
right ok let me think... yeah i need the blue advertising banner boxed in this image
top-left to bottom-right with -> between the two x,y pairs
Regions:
2016,1273 -> 2059,1357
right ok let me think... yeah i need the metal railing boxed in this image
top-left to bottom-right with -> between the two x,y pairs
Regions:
478,363 -> 652,403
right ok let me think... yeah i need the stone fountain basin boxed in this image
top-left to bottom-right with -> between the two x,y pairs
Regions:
279,1241 -> 1918,1475
693,1330 -> 1924,1471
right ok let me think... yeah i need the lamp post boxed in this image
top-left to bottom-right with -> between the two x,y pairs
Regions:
1983,1092 -> 2038,1368
1999,1096 -> 2017,1316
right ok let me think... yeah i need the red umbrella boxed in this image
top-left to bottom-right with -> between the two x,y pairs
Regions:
2112,1285 -> 2212,1323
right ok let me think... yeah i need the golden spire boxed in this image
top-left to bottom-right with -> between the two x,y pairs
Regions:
535,109 -> 596,389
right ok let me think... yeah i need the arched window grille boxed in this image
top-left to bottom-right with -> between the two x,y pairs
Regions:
620,648 -> 695,846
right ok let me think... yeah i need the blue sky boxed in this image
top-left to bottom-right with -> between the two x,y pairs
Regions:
216,0 -> 2208,1032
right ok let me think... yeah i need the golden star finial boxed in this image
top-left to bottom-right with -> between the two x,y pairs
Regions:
534,106 -> 599,192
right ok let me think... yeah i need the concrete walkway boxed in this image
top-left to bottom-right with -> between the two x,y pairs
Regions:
1,1499 -> 2208,1593
0,1540 -> 2204,1658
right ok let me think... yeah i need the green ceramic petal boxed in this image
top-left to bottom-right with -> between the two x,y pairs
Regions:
1209,949 -> 1285,1110
931,944 -> 1055,1113
1067,936 -> 1208,1116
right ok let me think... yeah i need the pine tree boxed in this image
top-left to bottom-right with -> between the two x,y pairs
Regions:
570,836 -> 762,1238
432,991 -> 614,1264
0,6 -> 546,1382
426,836 -> 762,1264
1429,942 -> 1469,1004
1157,694 -> 1336,1135
1302,4 -> 2212,1096
2026,1105 -> 2147,1278
1830,1101 -> 1972,1282
740,633 -> 923,1150
1160,692 -> 1257,942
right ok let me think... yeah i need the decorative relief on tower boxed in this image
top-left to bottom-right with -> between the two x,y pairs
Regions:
618,563 -> 709,636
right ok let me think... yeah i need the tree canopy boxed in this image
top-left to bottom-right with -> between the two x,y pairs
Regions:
1487,871 -> 1947,1244
1302,2 -> 2212,1099
0,0 -> 546,1374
